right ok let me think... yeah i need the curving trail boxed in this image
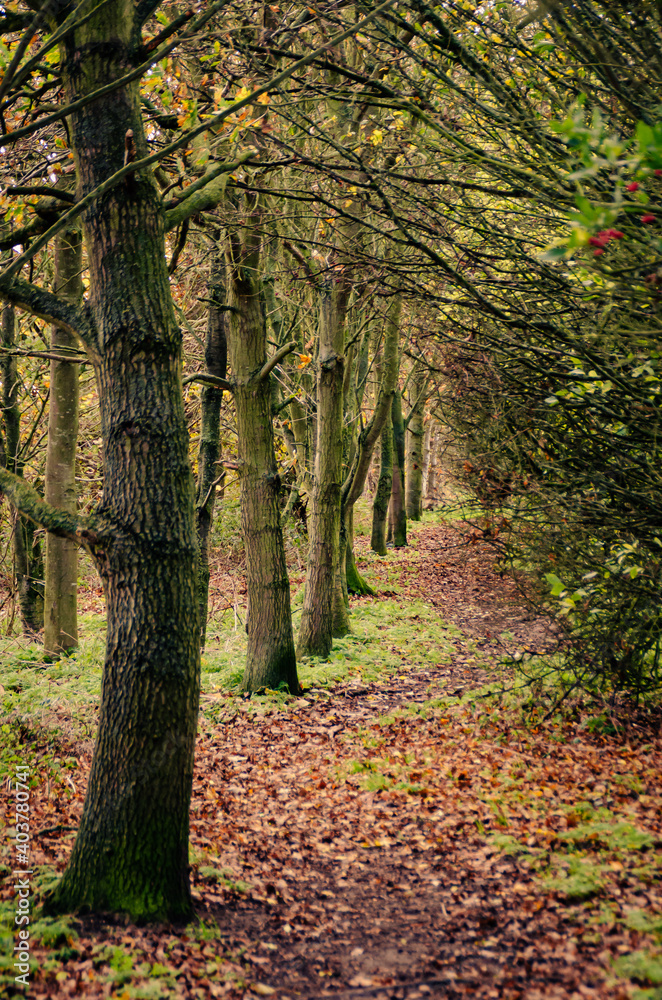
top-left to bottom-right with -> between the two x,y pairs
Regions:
4,520 -> 661,999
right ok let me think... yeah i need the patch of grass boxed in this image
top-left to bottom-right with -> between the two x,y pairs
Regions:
201,597 -> 462,717
0,610 -> 105,736
613,950 -> 662,987
558,819 -> 655,853
542,856 -> 607,901
486,833 -> 536,857
624,910 -> 662,940
189,918 -> 224,943
0,721 -> 80,785
342,753 -> 434,797
197,866 -> 251,894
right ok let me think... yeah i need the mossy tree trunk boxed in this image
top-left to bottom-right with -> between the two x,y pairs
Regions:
388,390 -> 407,548
405,365 -> 427,521
371,419 -> 393,555
226,205 -> 298,693
297,280 -> 348,658
196,241 -> 226,650
0,0 -> 202,922
1,306 -> 44,634
44,227 -> 83,655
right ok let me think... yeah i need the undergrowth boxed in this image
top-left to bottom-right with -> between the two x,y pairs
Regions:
0,592 -> 461,733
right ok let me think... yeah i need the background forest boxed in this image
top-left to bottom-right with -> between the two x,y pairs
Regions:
0,0 -> 662,996
2,0 -> 661,701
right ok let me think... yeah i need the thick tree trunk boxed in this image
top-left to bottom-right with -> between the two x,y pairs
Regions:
371,420 -> 393,555
45,0 -> 200,922
44,227 -> 82,655
1,306 -> 44,634
405,367 -> 426,521
226,216 -> 298,693
196,243 -> 226,650
297,282 -> 347,658
388,391 -> 407,548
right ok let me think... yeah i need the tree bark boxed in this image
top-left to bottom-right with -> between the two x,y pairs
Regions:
405,366 -> 427,521
388,391 -> 407,548
44,226 -> 83,655
1,306 -> 44,634
371,419 -> 393,555
297,281 -> 348,658
226,209 -> 298,693
342,296 -> 400,590
195,241 -> 226,650
40,0 -> 200,922
423,418 -> 438,501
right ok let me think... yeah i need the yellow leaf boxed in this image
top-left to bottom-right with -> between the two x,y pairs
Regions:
252,985 -> 275,996
235,86 -> 251,101
256,92 -> 270,105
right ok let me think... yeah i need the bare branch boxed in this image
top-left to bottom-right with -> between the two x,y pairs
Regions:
272,393 -> 298,416
1,0 -> 399,278
0,346 -> 88,364
182,372 -> 233,392
3,186 -> 75,203
1,1 -> 228,140
259,341 -> 298,381
0,274 -> 94,347
164,150 -> 256,232
0,466 -> 101,547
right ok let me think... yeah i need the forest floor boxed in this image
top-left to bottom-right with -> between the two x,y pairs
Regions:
1,512 -> 662,1000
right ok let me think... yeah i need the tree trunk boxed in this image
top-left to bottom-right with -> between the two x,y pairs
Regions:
422,418 -> 433,501
43,0 -> 200,922
388,391 -> 407,547
424,418 -> 438,501
44,227 -> 83,655
15,518 -> 45,635
345,508 -> 375,596
196,242 -> 226,650
226,213 -> 298,693
1,306 -> 44,634
342,295 -> 400,588
405,367 -> 426,521
371,419 -> 393,555
297,281 -> 347,658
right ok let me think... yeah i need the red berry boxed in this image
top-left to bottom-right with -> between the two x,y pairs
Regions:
655,169 -> 662,177
642,214 -> 656,223
626,181 -> 639,192
593,248 -> 605,256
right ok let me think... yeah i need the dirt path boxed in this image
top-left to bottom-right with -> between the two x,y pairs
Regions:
3,522 -> 661,999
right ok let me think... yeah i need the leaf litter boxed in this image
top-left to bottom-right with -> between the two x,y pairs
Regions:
1,518 -> 661,999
